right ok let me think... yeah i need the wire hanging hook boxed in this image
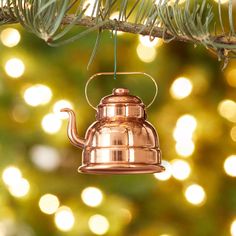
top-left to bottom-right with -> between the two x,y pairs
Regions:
85,72 -> 158,110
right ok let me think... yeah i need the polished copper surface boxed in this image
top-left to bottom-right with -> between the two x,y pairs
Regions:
62,77 -> 164,174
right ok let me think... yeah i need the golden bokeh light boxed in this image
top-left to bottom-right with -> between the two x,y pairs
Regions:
184,184 -> 206,206
5,58 -> 25,78
88,214 -> 110,235
170,77 -> 193,100
41,113 -> 62,134
154,160 -> 172,181
8,178 -> 30,198
175,140 -> 195,157
218,99 -> 236,123
0,28 -> 21,47
53,100 -> 73,119
231,127 -> 236,142
83,0 -> 97,17
23,84 -> 52,107
39,194 -> 60,215
231,219 -> 236,236
224,155 -> 236,177
136,43 -> 157,63
171,159 -> 191,181
213,0 -> 229,4
226,68 -> 236,88
54,206 -> 75,232
139,35 -> 163,48
2,166 -> 22,187
176,114 -> 197,131
81,187 -> 103,207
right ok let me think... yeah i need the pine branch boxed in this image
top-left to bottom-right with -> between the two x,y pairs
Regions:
62,15 -> 236,47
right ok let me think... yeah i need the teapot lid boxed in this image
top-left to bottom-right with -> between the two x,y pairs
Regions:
97,88 -> 146,119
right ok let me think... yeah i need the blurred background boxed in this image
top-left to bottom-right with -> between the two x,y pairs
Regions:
0,1 -> 236,236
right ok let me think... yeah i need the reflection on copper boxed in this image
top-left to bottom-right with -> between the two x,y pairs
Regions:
62,87 -> 164,175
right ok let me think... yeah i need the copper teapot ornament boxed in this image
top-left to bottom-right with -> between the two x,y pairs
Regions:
61,72 -> 164,174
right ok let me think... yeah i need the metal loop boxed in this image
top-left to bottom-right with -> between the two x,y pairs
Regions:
85,72 -> 158,110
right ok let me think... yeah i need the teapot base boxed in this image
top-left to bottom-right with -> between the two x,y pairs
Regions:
78,163 -> 165,175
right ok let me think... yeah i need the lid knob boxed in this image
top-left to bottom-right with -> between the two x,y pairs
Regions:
113,88 -> 130,96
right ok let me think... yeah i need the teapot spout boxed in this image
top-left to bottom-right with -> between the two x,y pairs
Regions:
61,108 -> 85,149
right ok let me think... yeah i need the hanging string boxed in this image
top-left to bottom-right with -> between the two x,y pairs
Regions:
114,25 -> 118,80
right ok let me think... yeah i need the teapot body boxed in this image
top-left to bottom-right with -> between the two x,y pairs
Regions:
79,118 -> 162,174
62,87 -> 164,174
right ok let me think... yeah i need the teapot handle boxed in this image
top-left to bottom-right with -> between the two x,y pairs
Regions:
85,72 -> 158,110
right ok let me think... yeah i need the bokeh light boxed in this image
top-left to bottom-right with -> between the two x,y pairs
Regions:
176,115 -> 197,131
231,219 -> 236,236
2,166 -> 22,187
170,77 -> 193,100
41,113 -> 62,134
231,127 -> 236,142
39,194 -> 60,215
175,140 -> 195,157
218,99 -> 236,123
171,159 -> 191,180
8,178 -> 30,198
54,206 -> 75,232
30,145 -> 61,172
0,28 -> 21,47
81,187 -> 103,207
154,160 -> 172,181
139,35 -> 162,48
136,44 -> 156,63
213,0 -> 229,4
23,84 -> 52,107
226,68 -> 236,88
53,100 -> 73,119
184,184 -> 206,205
5,58 -> 25,78
83,0 -> 97,16
88,214 -> 110,235
224,155 -> 236,177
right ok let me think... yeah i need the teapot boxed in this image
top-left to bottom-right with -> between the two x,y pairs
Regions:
61,72 -> 164,174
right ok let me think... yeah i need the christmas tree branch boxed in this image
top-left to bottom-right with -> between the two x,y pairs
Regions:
62,15 -> 236,47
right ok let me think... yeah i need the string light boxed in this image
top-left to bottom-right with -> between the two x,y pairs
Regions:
23,84 -> 52,107
224,155 -> 236,177
218,99 -> 236,123
81,187 -> 103,207
231,127 -> 236,142
136,44 -> 157,63
88,214 -> 110,235
53,100 -> 73,119
231,219 -> 236,236
5,58 -> 25,78
8,178 -> 30,198
54,206 -> 75,232
41,113 -> 62,134
184,184 -> 206,206
39,194 -> 60,215
0,28 -> 21,47
2,166 -> 22,186
154,160 -> 172,181
170,77 -> 193,100
171,159 -> 191,181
